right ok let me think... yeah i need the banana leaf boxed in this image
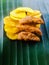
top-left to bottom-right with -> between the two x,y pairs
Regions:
0,0 -> 49,65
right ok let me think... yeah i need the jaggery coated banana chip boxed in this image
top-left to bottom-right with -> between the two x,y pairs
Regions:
19,16 -> 44,24
6,32 -> 40,41
18,32 -> 40,41
4,24 -> 42,36
16,25 -> 42,36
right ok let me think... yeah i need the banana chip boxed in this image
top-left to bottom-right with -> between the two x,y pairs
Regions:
36,24 -> 40,28
4,16 -> 19,27
10,15 -> 21,20
10,11 -> 26,20
6,33 -> 18,40
34,14 -> 41,18
4,25 -> 19,33
14,7 -> 34,13
10,7 -> 41,20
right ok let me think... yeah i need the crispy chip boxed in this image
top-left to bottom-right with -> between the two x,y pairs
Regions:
18,32 -> 40,41
4,16 -> 19,27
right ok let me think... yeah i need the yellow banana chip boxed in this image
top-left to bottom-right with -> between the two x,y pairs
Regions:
15,7 -> 41,16
10,15 -> 21,20
4,16 -> 19,27
10,7 -> 41,20
4,25 -> 19,33
36,24 -> 41,28
14,7 -> 34,13
6,33 -> 18,40
27,11 -> 41,17
34,14 -> 41,18
10,11 -> 26,20
33,10 -> 41,14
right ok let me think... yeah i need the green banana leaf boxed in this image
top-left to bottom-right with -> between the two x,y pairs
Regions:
0,0 -> 49,65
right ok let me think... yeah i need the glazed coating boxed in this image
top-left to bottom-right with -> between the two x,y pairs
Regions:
16,25 -> 42,36
19,16 -> 44,24
18,32 -> 40,41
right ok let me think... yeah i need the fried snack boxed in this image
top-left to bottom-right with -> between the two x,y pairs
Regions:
4,16 -> 19,27
10,7 -> 41,20
6,33 -> 18,40
10,12 -> 26,20
4,7 -> 44,41
15,7 -> 34,13
16,25 -> 42,36
4,24 -> 42,35
6,32 -> 40,41
27,10 -> 41,18
4,16 -> 42,34
18,32 -> 40,41
14,7 -> 41,16
19,16 -> 44,24
4,25 -> 18,33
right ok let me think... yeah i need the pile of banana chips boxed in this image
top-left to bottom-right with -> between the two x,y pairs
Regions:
4,7 -> 44,41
